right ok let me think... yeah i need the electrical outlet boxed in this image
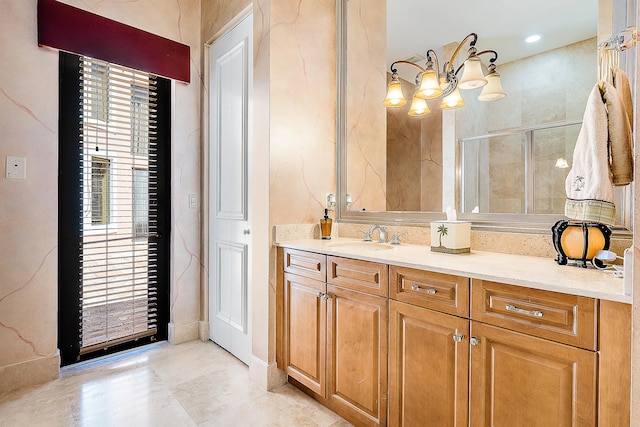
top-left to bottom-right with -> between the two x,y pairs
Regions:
6,156 -> 26,179
325,193 -> 336,209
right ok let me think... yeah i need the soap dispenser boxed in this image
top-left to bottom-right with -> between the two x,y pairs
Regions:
320,208 -> 332,240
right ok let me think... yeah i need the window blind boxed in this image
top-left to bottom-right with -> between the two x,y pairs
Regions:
79,57 -> 160,352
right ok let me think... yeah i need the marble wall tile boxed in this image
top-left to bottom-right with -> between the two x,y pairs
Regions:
201,0 -> 252,43
457,38 -> 596,214
420,102 -> 444,212
201,0 -> 339,372
269,0 -> 338,224
1,1 -> 61,373
385,74 -> 444,213
386,76 -> 422,211
0,0 -> 201,385
344,0 -> 386,212
273,222 -> 631,261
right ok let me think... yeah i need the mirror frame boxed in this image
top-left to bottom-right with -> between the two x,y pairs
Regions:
335,0 -> 633,236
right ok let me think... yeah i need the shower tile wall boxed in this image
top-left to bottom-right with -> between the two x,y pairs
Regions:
457,38 -> 596,214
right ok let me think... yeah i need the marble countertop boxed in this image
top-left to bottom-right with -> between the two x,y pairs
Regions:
276,237 -> 631,304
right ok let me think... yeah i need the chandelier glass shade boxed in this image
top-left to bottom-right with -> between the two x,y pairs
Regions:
416,68 -> 443,99
382,72 -> 407,107
408,95 -> 431,116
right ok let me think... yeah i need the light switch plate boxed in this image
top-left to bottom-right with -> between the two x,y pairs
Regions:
6,156 -> 26,179
189,194 -> 198,209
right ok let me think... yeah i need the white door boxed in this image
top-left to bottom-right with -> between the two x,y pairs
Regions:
209,13 -> 253,365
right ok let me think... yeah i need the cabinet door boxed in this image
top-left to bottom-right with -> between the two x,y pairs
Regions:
389,300 -> 469,427
327,285 -> 388,426
470,322 -> 597,427
283,272 -> 327,396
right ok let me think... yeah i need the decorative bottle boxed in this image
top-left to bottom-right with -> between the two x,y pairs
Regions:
320,208 -> 332,240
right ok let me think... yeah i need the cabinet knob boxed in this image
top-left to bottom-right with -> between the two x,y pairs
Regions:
316,292 -> 331,300
470,337 -> 479,346
453,333 -> 464,343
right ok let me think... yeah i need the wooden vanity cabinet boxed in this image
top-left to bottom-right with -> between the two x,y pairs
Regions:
469,321 -> 597,426
388,267 -> 471,426
326,256 -> 389,426
327,284 -> 388,426
281,272 -> 327,395
278,249 -> 388,426
279,249 -> 631,426
278,248 -> 328,395
389,300 -> 469,426
470,279 -> 598,426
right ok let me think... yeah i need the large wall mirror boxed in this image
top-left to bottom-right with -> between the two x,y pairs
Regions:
337,0 -> 635,233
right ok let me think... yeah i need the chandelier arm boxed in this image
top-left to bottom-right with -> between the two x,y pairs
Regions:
445,32 -> 478,74
441,75 -> 458,98
425,49 -> 439,75
476,50 -> 499,63
390,60 -> 426,74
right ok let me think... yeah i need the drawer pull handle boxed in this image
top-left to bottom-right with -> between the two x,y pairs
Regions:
411,285 -> 437,295
505,304 -> 543,318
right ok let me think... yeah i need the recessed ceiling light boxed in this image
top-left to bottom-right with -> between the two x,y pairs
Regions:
525,34 -> 542,43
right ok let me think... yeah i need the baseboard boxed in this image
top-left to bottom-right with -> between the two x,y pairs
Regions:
168,321 -> 199,344
249,354 -> 287,391
198,321 -> 210,342
0,353 -> 60,396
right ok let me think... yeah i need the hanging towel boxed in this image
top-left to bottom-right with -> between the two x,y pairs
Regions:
605,78 -> 634,186
565,83 -> 616,225
614,68 -> 634,130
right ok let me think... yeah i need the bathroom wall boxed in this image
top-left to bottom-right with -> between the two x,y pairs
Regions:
0,0 -> 202,394
386,75 -> 443,211
201,0 -> 337,385
344,0 -> 387,212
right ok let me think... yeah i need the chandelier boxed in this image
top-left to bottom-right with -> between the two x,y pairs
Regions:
383,33 -> 506,116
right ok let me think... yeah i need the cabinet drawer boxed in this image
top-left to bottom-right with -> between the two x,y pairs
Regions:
327,256 -> 388,297
471,280 -> 597,350
390,266 -> 469,317
283,248 -> 326,282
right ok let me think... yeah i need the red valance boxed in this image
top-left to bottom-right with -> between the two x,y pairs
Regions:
38,0 -> 190,83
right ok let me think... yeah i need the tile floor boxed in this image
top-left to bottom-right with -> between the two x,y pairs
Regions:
0,340 -> 351,427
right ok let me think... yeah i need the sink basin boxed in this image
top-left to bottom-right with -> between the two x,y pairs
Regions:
328,241 -> 394,251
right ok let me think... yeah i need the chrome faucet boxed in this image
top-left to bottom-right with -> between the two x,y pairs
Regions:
367,225 -> 388,243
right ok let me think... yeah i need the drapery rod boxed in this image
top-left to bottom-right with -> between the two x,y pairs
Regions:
602,26 -> 637,51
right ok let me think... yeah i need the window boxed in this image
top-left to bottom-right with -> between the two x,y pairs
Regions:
91,156 -> 110,225
59,52 -> 170,364
131,84 -> 151,156
132,168 -> 149,237
85,61 -> 108,122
